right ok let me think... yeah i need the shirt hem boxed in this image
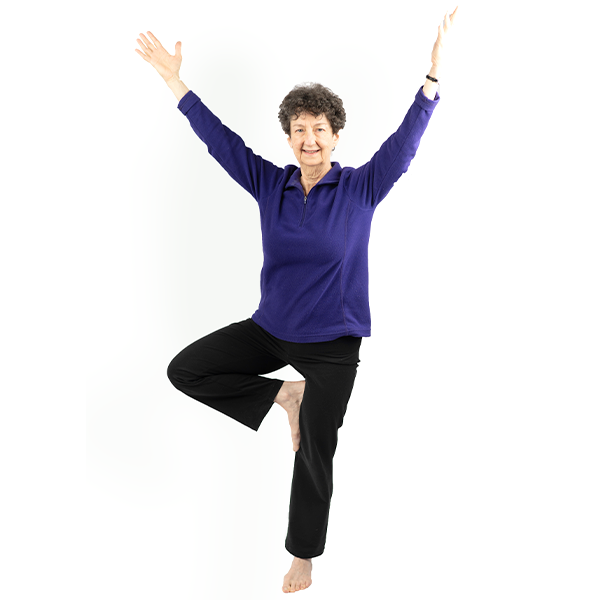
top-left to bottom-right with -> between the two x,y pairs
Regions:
251,315 -> 370,343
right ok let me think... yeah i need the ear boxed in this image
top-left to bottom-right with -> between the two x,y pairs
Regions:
333,131 -> 340,145
287,136 -> 293,148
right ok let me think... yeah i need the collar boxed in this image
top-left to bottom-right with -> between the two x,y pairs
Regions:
285,162 -> 342,191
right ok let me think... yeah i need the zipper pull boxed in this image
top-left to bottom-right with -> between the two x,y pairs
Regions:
304,196 -> 307,204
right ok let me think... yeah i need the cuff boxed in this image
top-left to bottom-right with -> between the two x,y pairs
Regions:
177,90 -> 199,115
415,85 -> 440,110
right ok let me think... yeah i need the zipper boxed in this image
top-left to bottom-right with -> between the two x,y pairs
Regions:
299,195 -> 307,227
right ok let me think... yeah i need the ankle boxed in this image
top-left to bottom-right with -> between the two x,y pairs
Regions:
274,381 -> 291,405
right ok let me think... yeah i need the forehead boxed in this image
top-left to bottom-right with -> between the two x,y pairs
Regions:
290,112 -> 330,126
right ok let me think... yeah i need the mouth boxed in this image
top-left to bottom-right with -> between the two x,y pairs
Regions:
302,149 -> 320,155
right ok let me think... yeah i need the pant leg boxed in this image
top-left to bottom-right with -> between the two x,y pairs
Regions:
282,335 -> 362,559
166,318 -> 288,431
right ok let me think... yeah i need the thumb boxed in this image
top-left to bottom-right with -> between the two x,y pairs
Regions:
175,41 -> 182,56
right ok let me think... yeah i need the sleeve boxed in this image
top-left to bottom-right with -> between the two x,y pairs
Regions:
343,85 -> 440,210
177,90 -> 284,203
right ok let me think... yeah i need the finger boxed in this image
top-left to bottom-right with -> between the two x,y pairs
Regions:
146,31 -> 164,50
136,38 -> 150,53
439,13 -> 446,32
451,5 -> 459,25
139,33 -> 154,50
135,48 -> 151,63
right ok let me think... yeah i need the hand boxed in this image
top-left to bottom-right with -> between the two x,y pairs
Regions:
135,31 -> 182,81
431,6 -> 460,68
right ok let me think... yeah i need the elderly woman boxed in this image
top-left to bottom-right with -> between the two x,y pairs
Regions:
136,6 -> 459,594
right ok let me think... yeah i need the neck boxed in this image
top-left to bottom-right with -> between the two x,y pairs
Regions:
300,163 -> 332,196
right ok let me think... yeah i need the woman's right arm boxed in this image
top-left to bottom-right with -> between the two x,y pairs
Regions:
135,31 -> 283,202
175,88 -> 283,202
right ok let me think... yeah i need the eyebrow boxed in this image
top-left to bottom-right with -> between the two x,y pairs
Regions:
292,122 -> 329,127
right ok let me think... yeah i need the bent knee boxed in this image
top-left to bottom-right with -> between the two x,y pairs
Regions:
166,356 -> 199,386
166,358 -> 180,385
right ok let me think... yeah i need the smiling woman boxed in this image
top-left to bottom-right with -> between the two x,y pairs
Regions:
135,6 -> 459,595
280,84 -> 344,194
286,107 -> 340,195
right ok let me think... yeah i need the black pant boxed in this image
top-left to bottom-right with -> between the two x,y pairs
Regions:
166,317 -> 362,559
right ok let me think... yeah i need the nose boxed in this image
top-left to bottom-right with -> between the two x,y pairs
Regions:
304,130 -> 316,146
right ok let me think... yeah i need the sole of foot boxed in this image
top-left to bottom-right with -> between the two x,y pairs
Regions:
275,380 -> 305,452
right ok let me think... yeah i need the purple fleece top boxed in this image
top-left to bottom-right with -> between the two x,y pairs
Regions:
177,85 -> 440,343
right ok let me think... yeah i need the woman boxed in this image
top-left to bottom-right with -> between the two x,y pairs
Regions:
136,6 -> 459,594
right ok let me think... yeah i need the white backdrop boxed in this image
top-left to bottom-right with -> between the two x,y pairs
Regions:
2,1 -> 599,598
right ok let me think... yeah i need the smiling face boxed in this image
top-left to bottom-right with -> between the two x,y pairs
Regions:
287,112 -> 340,170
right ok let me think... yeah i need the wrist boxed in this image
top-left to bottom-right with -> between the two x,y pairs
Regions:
165,73 -> 190,102
164,72 -> 181,84
429,64 -> 441,78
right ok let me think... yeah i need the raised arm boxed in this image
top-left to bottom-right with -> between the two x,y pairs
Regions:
343,88 -> 440,209
135,31 -> 283,202
423,5 -> 460,100
176,90 -> 284,202
343,6 -> 460,208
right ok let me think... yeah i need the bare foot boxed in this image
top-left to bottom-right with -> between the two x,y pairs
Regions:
282,556 -> 312,593
274,380 -> 305,452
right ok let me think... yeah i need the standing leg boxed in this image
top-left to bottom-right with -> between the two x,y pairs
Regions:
283,335 -> 362,559
166,318 -> 288,431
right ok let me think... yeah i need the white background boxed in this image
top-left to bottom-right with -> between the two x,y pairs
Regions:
1,1 -> 599,598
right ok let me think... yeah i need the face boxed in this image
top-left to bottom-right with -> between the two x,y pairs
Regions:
287,113 -> 340,170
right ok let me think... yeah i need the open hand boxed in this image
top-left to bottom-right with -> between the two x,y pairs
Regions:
135,31 -> 182,81
432,6 -> 460,68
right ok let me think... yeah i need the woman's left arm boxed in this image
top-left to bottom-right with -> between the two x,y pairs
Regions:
343,7 -> 461,209
423,6 -> 460,100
